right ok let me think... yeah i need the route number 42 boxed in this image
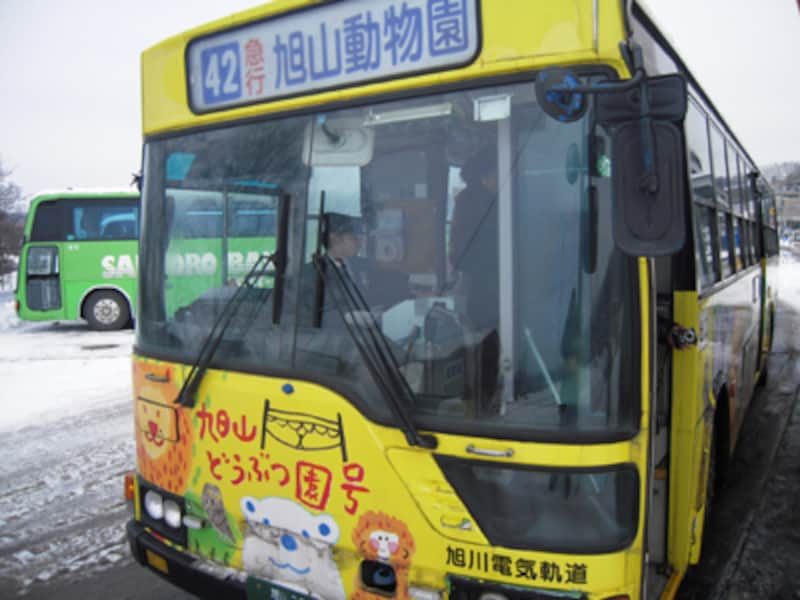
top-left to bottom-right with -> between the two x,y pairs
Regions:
201,42 -> 241,104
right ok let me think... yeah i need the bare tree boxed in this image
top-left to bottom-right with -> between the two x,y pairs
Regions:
0,157 -> 24,277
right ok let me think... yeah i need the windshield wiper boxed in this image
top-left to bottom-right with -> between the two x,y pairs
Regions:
175,192 -> 291,408
312,254 -> 435,449
174,253 -> 275,408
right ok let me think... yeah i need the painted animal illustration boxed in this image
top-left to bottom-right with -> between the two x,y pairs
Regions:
351,511 -> 416,600
133,362 -> 193,494
202,483 -> 236,543
240,496 -> 345,600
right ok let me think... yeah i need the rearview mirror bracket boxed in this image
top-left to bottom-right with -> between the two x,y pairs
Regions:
535,44 -> 688,257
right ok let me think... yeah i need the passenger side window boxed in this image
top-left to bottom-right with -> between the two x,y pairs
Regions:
693,205 -> 718,289
718,211 -> 733,278
709,124 -> 736,278
709,125 -> 729,210
727,142 -> 744,215
732,218 -> 744,271
30,201 -> 67,241
685,100 -> 719,289
228,195 -> 277,237
171,194 -> 223,239
68,200 -> 140,241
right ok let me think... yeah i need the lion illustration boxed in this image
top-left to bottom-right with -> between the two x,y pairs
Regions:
133,361 -> 193,494
351,511 -> 415,600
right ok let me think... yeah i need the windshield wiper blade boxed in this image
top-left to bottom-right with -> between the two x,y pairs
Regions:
175,191 -> 290,409
175,253 -> 275,408
270,193 -> 291,325
313,254 -> 434,449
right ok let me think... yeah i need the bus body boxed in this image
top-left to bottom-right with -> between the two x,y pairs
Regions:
126,2 -> 778,599
15,188 -> 279,330
15,189 -> 140,330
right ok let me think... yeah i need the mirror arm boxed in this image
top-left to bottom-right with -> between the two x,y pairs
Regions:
317,115 -> 342,145
637,76 -> 660,195
549,68 -> 644,95
619,41 -> 636,74
550,66 -> 659,193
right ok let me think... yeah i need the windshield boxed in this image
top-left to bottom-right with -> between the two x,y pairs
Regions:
138,77 -> 639,442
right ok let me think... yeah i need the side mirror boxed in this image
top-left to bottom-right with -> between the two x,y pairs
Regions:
602,74 -> 687,256
595,74 -> 687,125
536,67 -> 689,257
611,121 -> 686,256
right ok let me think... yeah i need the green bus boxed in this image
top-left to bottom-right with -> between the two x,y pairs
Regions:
15,187 -> 277,330
15,189 -> 141,330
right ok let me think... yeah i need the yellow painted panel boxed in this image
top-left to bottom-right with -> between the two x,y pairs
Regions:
132,354 -> 646,598
668,291 -> 713,571
141,0 -> 629,136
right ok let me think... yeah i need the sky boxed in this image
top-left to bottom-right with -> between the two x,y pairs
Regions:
0,0 -> 798,202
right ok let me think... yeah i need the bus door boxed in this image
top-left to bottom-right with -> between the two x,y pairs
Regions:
23,244 -> 63,314
23,200 -> 65,316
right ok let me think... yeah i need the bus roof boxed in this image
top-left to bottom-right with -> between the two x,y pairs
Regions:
29,188 -> 139,202
141,0 -> 630,136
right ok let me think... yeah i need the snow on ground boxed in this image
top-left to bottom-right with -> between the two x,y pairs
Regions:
777,252 -> 800,313
0,291 -> 134,433
0,290 -> 136,593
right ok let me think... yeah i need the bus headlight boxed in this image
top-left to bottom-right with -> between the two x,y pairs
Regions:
408,586 -> 442,600
478,594 -> 508,600
143,490 -> 164,520
163,499 -> 182,529
138,478 -> 188,547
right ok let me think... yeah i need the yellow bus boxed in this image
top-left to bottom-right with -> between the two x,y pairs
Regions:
125,1 -> 778,599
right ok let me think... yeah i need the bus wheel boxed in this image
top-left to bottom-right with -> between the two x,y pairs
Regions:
86,291 -> 130,331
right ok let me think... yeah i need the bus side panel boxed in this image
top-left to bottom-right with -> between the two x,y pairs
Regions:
670,269 -> 762,568
163,237 -> 275,318
61,240 -> 139,320
709,272 -> 761,452
668,291 -> 711,570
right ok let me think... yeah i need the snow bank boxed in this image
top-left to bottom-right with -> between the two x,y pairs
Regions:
0,290 -> 134,432
0,289 -> 23,331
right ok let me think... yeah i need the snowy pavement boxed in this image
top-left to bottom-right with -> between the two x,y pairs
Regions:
0,293 -> 135,594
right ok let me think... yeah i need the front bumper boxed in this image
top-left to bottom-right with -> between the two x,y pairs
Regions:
126,519 -> 246,600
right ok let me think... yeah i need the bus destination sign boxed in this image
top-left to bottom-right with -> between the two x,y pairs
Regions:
186,0 -> 479,112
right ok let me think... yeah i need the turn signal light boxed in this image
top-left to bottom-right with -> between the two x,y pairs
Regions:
124,472 -> 135,501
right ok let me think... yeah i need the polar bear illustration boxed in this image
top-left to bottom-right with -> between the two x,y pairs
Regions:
240,496 -> 345,600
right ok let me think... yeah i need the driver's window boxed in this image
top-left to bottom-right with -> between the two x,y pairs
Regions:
305,166 -> 362,262
446,165 -> 465,285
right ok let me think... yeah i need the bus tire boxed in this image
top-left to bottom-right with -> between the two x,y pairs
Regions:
85,290 -> 130,331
